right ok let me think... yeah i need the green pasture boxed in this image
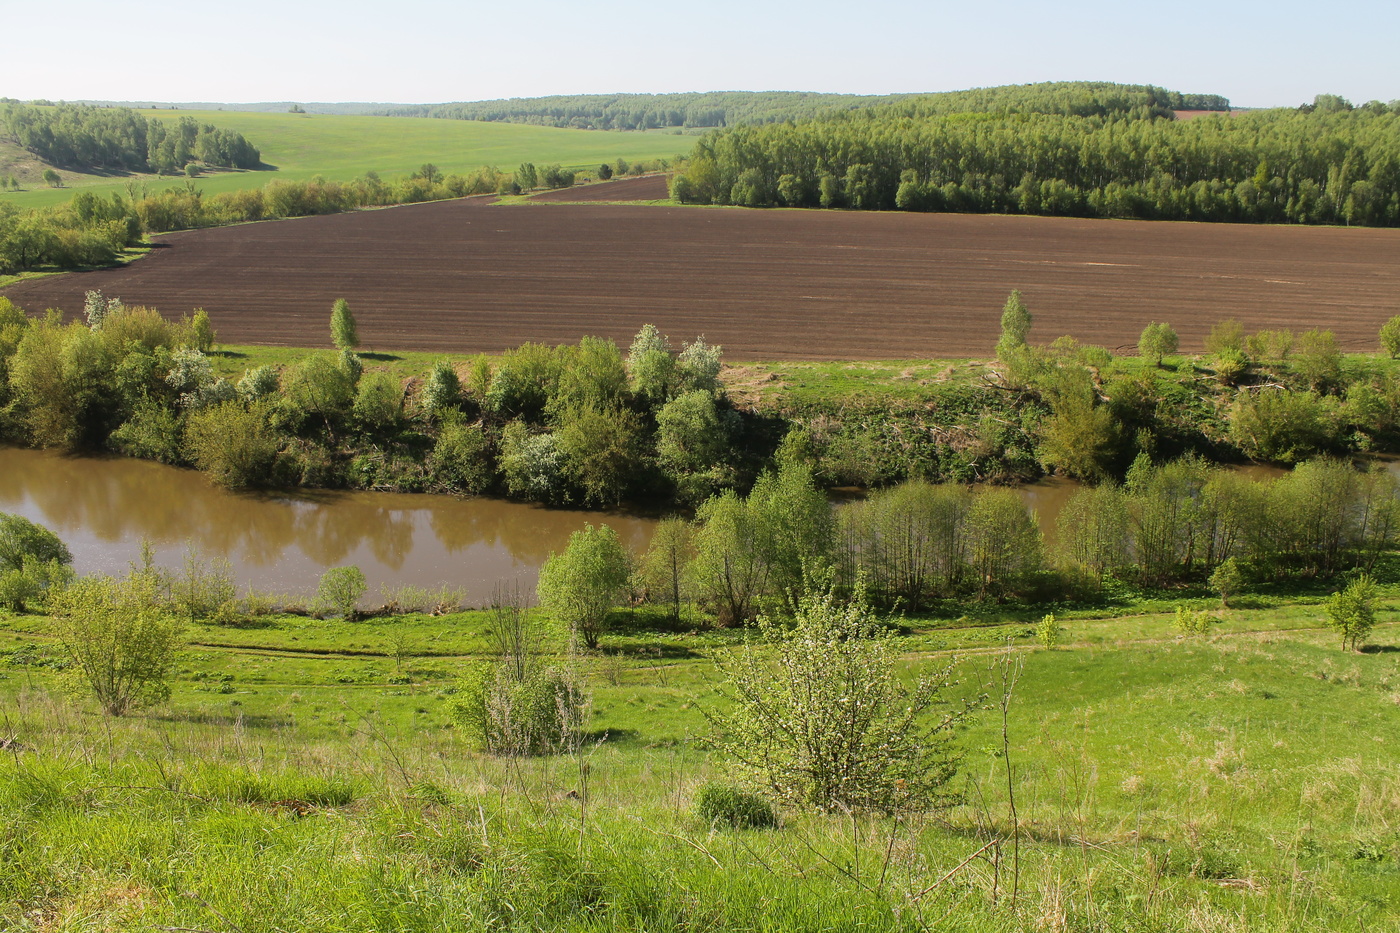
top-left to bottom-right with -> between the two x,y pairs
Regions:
0,110 -> 695,209
2,594 -> 1398,931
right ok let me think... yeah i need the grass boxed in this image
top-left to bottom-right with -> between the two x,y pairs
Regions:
0,110 -> 695,209
2,585 -> 1399,931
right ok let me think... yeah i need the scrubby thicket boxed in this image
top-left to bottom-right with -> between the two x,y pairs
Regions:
384,83 -> 1230,130
5,291 -> 1400,614
671,89 -> 1400,226
4,292 -> 1400,508
2,103 -> 260,172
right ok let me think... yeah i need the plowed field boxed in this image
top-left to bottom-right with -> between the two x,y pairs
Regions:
6,198 -> 1398,360
527,175 -> 669,202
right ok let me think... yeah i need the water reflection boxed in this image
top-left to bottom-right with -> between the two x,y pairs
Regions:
0,448 -> 655,604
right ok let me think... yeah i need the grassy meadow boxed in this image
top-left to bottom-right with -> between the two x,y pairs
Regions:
2,583 -> 1399,931
0,110 -> 694,209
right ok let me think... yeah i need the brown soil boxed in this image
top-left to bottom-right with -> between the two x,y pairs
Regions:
528,174 -> 669,202
5,199 -> 1398,360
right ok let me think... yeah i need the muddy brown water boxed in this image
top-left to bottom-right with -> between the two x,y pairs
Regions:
0,448 -> 656,605
0,449 -> 1320,604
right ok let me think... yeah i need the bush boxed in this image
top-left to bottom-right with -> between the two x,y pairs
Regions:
707,581 -> 976,814
1325,574 -> 1377,651
429,422 -> 493,495
537,524 -> 630,649
52,573 -> 182,716
451,593 -> 585,755
0,513 -> 74,612
185,400 -> 280,488
1036,612 -> 1061,648
454,664 -> 584,756
1174,606 -> 1214,636
317,566 -> 367,620
694,783 -> 778,829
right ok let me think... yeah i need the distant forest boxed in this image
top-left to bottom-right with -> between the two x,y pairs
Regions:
668,86 -> 1400,227
1,104 -> 261,173
382,84 -> 1232,130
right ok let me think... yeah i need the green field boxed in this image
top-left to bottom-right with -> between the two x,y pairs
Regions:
0,110 -> 695,209
2,586 -> 1398,931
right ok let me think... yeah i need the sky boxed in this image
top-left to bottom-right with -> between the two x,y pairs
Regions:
7,0 -> 1397,109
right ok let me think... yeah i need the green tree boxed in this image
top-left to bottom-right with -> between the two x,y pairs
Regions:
966,488 -> 1042,596
707,581 -> 975,814
691,489 -> 767,626
537,523 -> 631,649
284,352 -> 355,433
1294,328 -> 1342,391
188,308 -> 215,352
516,162 -> 539,190
1138,321 -> 1179,365
1325,573 -> 1377,651
429,422 -> 493,495
1037,394 -> 1119,481
638,517 -> 694,625
626,324 -> 676,404
1209,556 -> 1244,608
1380,315 -> 1400,359
0,513 -> 74,612
996,290 -> 1031,359
747,461 -> 835,603
554,404 -> 645,506
329,298 -> 359,351
1056,485 -> 1131,582
52,573 -> 182,716
352,371 -> 402,431
421,359 -> 462,418
42,168 -> 62,188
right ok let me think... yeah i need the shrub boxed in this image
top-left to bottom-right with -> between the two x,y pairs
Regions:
429,422 -> 493,495
454,664 -> 584,756
0,514 -> 74,612
352,371 -> 402,430
1174,606 -> 1214,636
1209,557 -> 1244,608
694,783 -> 778,829
1381,315 -> 1400,359
421,359 -> 462,417
451,592 -> 585,755
317,566 -> 367,620
1325,574 -> 1377,651
537,524 -> 630,649
185,400 -> 280,488
707,581 -> 976,814
52,573 -> 182,716
1036,612 -> 1061,648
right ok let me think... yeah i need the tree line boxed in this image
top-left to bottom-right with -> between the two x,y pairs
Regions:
670,93 -> 1400,226
0,156 -> 673,275
2,104 -> 261,173
5,289 -> 1400,509
383,84 -> 1229,132
0,298 -> 748,511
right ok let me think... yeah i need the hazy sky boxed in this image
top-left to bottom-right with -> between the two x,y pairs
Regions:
8,0 -> 1397,108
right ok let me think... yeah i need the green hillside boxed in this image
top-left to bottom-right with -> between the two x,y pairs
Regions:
0,109 -> 695,209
